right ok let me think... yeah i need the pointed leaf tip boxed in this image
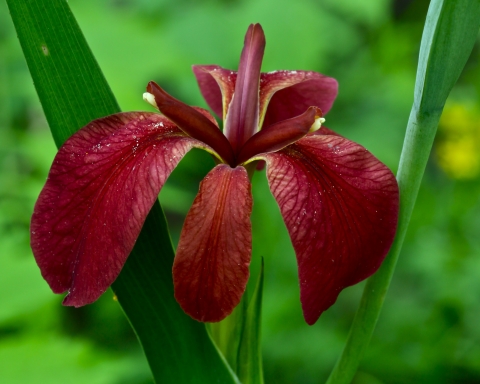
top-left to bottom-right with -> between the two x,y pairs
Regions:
173,165 -> 253,322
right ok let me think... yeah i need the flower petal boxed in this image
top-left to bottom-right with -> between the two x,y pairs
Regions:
192,65 -> 236,119
146,81 -> 235,165
261,135 -> 398,325
31,112 -> 205,306
312,126 -> 342,137
236,106 -> 322,165
259,71 -> 338,129
223,24 -> 266,152
173,164 -> 253,322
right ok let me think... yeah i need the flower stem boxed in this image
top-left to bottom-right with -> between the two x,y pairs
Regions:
326,1 -> 480,382
325,111 -> 439,384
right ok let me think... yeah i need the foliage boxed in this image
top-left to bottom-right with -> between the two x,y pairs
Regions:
1,0 -> 479,383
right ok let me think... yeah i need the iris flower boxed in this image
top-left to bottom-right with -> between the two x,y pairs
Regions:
31,24 -> 398,325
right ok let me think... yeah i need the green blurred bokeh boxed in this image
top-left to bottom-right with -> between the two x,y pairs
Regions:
1,0 -> 479,383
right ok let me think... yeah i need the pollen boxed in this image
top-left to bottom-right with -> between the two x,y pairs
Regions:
143,92 -> 158,110
309,116 -> 326,132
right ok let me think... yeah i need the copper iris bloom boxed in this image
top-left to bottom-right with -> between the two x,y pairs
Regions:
31,24 -> 398,325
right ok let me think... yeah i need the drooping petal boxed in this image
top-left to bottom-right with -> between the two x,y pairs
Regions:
224,23 -> 266,153
192,65 -> 236,119
173,164 -> 253,322
31,112 -> 206,307
260,135 -> 398,325
259,71 -> 338,129
236,106 -> 322,165
146,81 -> 235,165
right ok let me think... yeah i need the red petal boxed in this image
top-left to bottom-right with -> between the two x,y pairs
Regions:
224,24 -> 266,152
261,135 -> 398,325
259,71 -> 338,129
146,81 -> 235,165
192,65 -> 236,119
173,164 -> 253,322
236,106 -> 321,165
31,112 -> 203,306
312,125 -> 342,137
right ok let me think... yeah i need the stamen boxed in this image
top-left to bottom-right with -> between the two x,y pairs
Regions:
309,117 -> 326,133
143,92 -> 158,109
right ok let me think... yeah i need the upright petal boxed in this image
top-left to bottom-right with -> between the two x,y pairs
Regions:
259,71 -> 338,129
173,164 -> 253,322
260,135 -> 398,325
224,24 -> 266,153
31,112 -> 206,306
192,65 -> 237,119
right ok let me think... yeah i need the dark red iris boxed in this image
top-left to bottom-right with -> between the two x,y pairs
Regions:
31,24 -> 398,325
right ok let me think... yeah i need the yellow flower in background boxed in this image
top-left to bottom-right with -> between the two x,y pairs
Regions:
435,102 -> 480,179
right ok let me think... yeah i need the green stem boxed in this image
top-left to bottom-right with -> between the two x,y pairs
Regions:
325,110 -> 440,384
326,0 -> 480,382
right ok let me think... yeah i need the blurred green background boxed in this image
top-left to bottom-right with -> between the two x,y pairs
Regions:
1,0 -> 479,383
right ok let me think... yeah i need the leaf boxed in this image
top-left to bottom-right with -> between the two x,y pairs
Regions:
398,0 -> 480,234
326,1 -> 480,383
209,260 -> 265,384
7,0 -> 238,382
237,259 -> 265,384
415,0 -> 480,114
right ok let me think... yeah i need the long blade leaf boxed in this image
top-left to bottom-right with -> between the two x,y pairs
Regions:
7,0 -> 238,382
326,1 -> 480,383
237,259 -> 264,384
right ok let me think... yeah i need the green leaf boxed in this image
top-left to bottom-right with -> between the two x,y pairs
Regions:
209,295 -> 247,374
415,0 -> 480,113
237,259 -> 264,384
326,1 -> 480,383
209,259 -> 264,384
6,0 -> 238,382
